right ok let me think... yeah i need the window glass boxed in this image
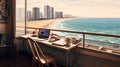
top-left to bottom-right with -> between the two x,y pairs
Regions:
16,0 -> 25,35
16,0 -> 120,52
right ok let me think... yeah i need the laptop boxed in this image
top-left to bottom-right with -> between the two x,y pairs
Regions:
37,29 -> 50,40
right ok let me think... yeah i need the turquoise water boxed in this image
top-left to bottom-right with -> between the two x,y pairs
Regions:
52,18 -> 120,48
53,18 -> 120,34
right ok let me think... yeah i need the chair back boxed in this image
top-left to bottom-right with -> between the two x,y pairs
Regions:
27,37 -> 48,64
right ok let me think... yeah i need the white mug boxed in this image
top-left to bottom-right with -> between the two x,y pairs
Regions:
65,37 -> 72,47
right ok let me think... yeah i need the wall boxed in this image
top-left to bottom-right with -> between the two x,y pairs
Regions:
0,0 -> 15,56
0,24 -> 6,34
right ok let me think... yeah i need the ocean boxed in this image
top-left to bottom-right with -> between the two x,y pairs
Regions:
51,18 -> 120,48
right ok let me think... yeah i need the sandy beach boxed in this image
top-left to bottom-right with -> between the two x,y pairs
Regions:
16,18 -> 70,33
16,18 -> 71,28
27,18 -> 67,28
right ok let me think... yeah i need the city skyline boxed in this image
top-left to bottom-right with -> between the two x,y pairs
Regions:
17,5 -> 65,21
16,0 -> 120,18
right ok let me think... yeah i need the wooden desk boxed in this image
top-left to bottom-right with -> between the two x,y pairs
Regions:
20,35 -> 78,67
20,35 -> 78,50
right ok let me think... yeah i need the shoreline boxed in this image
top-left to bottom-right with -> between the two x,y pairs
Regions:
16,18 -> 72,33
47,18 -> 72,29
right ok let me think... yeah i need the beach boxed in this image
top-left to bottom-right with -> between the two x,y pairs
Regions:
16,18 -> 69,34
27,18 -> 67,28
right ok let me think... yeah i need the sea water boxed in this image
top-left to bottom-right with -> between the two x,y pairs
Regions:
52,18 -> 120,48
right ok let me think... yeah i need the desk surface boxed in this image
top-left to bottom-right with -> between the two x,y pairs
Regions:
20,35 -> 78,50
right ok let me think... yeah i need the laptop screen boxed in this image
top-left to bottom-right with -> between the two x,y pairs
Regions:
38,29 -> 50,39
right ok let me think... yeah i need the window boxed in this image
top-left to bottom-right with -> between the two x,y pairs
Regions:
16,0 -> 120,54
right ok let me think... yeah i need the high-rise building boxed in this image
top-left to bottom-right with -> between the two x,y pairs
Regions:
16,8 -> 25,22
50,7 -> 54,19
32,7 -> 40,20
44,5 -> 50,19
27,11 -> 32,20
55,11 -> 63,18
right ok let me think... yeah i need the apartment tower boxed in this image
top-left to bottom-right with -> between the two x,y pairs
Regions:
32,7 -> 40,20
44,5 -> 50,19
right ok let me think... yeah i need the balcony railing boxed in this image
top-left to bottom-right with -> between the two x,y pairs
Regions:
16,26 -> 120,55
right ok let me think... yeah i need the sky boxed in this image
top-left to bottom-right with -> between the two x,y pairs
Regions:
16,0 -> 120,18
